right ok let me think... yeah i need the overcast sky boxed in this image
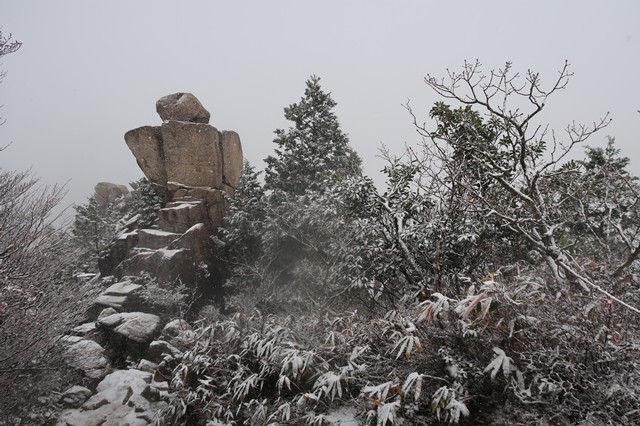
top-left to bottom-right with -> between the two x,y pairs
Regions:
1,1 -> 639,209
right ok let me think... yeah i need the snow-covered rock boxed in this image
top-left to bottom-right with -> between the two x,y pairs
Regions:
59,386 -> 92,408
57,369 -> 161,426
63,339 -> 110,379
98,312 -> 162,345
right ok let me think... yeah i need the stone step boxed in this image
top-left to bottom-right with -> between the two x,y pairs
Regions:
88,280 -> 144,319
158,201 -> 207,233
115,248 -> 196,285
137,228 -> 182,249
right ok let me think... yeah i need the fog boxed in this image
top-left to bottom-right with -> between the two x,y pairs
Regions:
1,1 -> 639,208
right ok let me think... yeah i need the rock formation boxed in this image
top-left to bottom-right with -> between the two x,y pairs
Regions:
100,92 -> 243,284
94,182 -> 129,211
124,92 -> 243,223
55,94 -> 242,425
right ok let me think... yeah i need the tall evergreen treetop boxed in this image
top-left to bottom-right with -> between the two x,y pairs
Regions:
264,75 -> 362,195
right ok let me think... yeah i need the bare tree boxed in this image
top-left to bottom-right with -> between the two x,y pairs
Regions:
0,29 -> 97,422
406,61 -> 640,314
0,167 -> 98,421
0,29 -> 21,127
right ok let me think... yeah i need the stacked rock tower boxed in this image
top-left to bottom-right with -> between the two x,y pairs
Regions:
99,93 -> 243,284
56,94 -> 243,425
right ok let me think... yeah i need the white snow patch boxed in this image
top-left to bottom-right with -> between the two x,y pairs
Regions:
324,406 -> 359,425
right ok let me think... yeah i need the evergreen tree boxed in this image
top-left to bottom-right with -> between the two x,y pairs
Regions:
222,160 -> 267,264
72,195 -> 118,271
129,177 -> 165,228
264,75 -> 362,195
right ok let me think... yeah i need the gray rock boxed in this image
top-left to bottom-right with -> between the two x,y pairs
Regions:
156,92 -> 210,123
56,410 -> 108,426
58,369 -> 156,426
146,340 -> 183,363
92,279 -> 143,314
220,130 -> 244,193
93,294 -> 127,310
64,339 -> 110,379
103,280 -> 143,296
161,121 -> 222,188
157,201 -> 208,233
161,319 -> 191,339
166,183 -> 226,229
124,125 -> 167,189
94,182 -> 128,210
137,359 -> 159,373
97,307 -> 118,320
99,312 -> 162,344
169,223 -> 215,262
71,322 -> 96,336
60,386 -> 92,408
137,228 -> 182,249
115,248 -> 196,285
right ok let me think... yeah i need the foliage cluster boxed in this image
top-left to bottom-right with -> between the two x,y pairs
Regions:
163,66 -> 640,424
71,177 -> 164,272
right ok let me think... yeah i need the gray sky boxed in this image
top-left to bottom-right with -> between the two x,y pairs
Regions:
1,1 -> 639,209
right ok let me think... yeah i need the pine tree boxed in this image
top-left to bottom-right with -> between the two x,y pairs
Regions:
72,196 -> 118,271
264,75 -> 361,195
222,160 -> 266,263
129,177 -> 164,228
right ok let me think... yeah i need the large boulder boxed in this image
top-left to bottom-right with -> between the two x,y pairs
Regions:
98,312 -> 162,345
137,228 -> 182,250
168,223 -> 215,262
156,92 -> 210,124
94,182 -> 128,210
63,339 -> 111,379
124,126 -> 167,190
115,248 -> 197,285
161,121 -> 222,188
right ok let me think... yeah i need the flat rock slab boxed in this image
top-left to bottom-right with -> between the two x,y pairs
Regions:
71,322 -> 97,336
98,312 -> 162,344
103,281 -> 143,296
158,201 -> 207,233
91,280 -> 143,316
115,248 -> 196,285
137,228 -> 182,249
57,369 -> 158,426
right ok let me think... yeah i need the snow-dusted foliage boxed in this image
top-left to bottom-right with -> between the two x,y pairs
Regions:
162,64 -> 640,425
71,177 -> 163,272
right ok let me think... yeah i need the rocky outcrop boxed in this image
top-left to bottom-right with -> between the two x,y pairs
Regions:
56,94 -> 242,425
124,92 -> 243,211
57,369 -> 166,426
94,182 -> 128,210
